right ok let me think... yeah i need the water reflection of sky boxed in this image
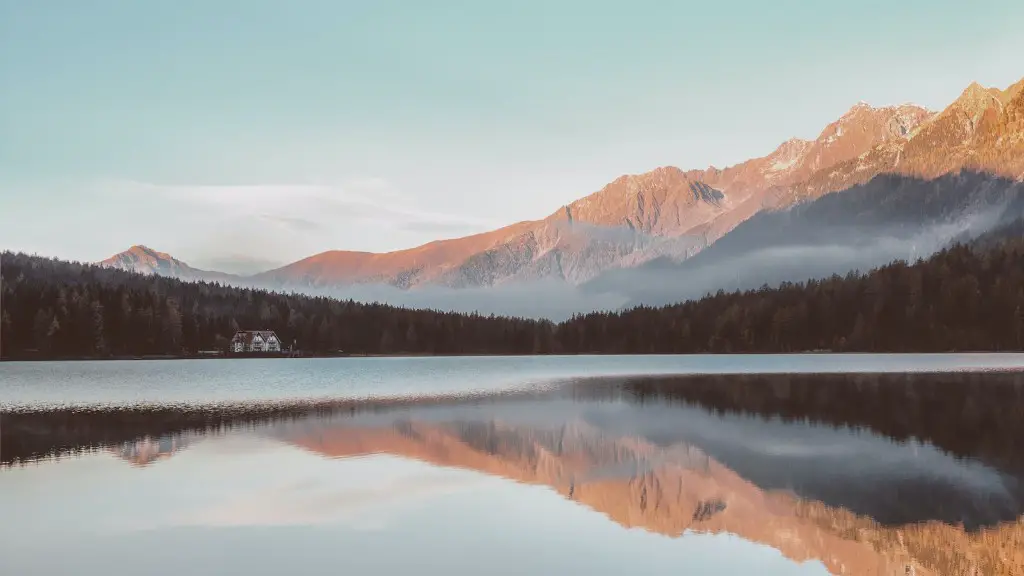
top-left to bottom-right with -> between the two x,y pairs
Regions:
0,433 -> 828,576
5,353 -> 1024,409
5,368 -> 1023,575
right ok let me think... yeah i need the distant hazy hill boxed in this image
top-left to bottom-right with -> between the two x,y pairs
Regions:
101,245 -> 241,285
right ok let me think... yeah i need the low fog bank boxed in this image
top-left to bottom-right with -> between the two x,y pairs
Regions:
322,279 -> 629,321
240,224 -> 945,319
227,213 -> 1007,321
214,193 -> 1021,320
237,277 -> 628,322
593,208 -> 1010,309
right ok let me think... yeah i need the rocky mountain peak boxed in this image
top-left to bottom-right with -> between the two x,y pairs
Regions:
548,165 -> 726,236
763,138 -> 812,175
785,101 -> 932,179
102,245 -> 180,273
843,100 -> 873,116
1002,78 -> 1024,105
774,137 -> 812,156
830,102 -> 931,139
789,76 -> 1024,198
894,82 -> 1005,173
126,244 -> 171,262
99,245 -> 238,283
951,81 -> 1003,119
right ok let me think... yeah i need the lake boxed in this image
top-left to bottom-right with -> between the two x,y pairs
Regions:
3,353 -> 1024,409
2,355 -> 1024,575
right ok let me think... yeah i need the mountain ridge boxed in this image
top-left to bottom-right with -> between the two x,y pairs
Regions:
101,76 -> 1024,295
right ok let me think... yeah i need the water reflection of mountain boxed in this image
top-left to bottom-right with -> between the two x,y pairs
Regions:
113,434 -> 192,466
4,372 -> 1024,574
544,375 -> 1024,531
279,418 -> 1023,576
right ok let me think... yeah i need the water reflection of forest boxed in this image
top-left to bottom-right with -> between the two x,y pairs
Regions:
4,371 -> 1024,575
612,371 -> 1024,474
5,371 -> 1024,471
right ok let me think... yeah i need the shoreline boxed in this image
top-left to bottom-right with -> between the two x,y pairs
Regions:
5,350 -> 1024,363
0,351 -> 540,362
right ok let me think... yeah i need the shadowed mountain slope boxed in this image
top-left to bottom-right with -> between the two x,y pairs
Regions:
584,170 -> 1024,307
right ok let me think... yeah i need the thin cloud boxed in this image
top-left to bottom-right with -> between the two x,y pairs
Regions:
153,180 -> 501,236
93,179 -> 505,263
258,214 -> 324,232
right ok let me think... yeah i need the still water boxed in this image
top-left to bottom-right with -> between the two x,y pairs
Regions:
2,356 -> 1024,575
3,353 -> 1024,408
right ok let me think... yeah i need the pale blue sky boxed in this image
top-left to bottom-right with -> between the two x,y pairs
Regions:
1,0 -> 1022,270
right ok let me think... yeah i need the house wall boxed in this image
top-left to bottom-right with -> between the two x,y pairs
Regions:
230,332 -> 282,353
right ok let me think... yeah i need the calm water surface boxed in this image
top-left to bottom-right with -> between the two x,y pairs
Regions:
3,357 -> 1024,575
3,353 -> 1024,408
0,436 -> 827,576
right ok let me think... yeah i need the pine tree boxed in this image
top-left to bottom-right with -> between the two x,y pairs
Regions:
5,225 -> 1024,359
1,308 -> 12,357
32,309 -> 54,353
91,300 -> 107,355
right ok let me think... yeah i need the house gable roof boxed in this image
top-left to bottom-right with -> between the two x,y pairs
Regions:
231,330 -> 280,346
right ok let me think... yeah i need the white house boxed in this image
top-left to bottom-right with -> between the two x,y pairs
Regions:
231,330 -> 282,353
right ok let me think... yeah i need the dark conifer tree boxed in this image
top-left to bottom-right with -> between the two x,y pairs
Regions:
4,221 -> 1024,359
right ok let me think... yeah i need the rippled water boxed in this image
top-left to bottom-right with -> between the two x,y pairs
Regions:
3,353 -> 1024,408
3,359 -> 1024,575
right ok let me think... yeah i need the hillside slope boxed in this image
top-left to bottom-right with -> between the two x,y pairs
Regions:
584,171 -> 1024,306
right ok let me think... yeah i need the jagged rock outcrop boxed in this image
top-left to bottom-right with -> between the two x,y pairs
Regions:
789,79 -> 1024,204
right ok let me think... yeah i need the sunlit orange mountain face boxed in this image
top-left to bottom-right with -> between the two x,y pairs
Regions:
100,77 -> 1024,312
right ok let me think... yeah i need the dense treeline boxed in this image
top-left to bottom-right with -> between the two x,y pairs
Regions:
0,254 -> 549,358
4,227 -> 1024,358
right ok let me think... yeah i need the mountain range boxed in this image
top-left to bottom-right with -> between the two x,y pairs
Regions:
101,76 -> 1024,315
